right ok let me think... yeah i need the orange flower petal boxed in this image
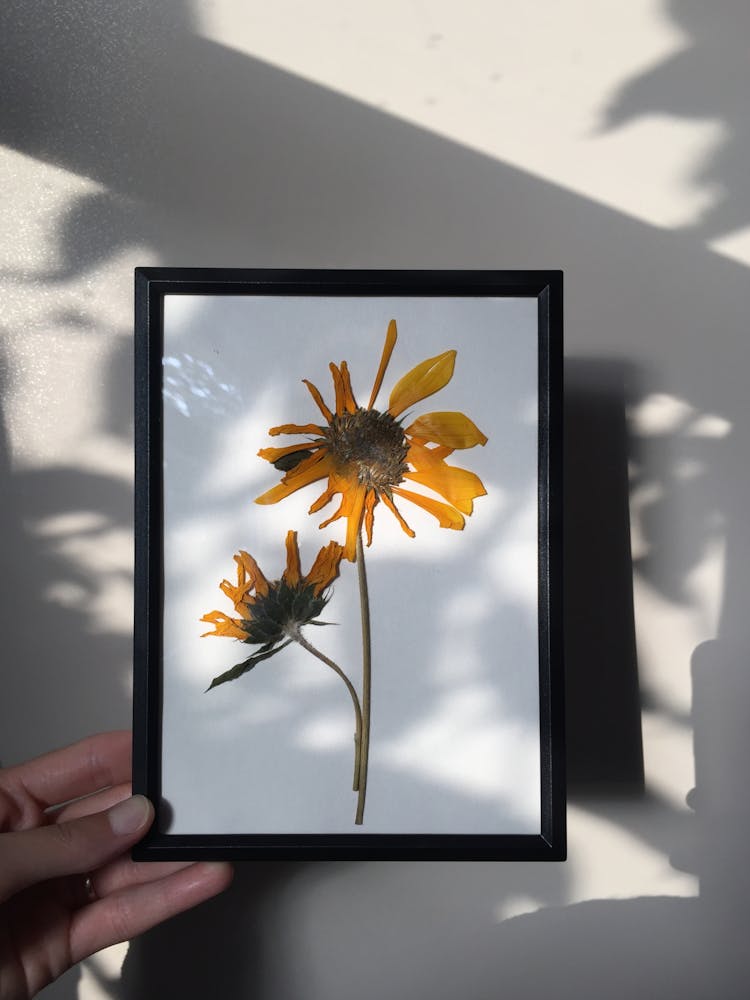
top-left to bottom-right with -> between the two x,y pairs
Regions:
236,550 -> 270,597
364,489 -> 378,546
200,611 -> 248,640
315,471 -> 348,523
306,540 -> 345,594
329,363 -> 347,416
282,529 -> 301,587
312,469 -> 354,520
367,319 -> 398,409
258,442 -> 324,463
339,361 -> 358,413
268,423 -> 325,437
309,479 -> 337,514
407,442 -> 455,467
380,491 -> 416,539
405,411 -> 487,449
343,484 -> 368,560
302,379 -> 333,422
391,486 -> 465,530
403,465 -> 487,515
318,499 -> 346,530
255,453 -> 332,506
388,350 -> 456,418
219,577 -> 254,611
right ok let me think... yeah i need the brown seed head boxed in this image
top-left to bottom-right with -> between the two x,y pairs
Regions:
325,408 -> 408,489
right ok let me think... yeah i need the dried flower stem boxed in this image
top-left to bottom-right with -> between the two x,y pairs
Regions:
291,628 -> 363,792
355,532 -> 372,825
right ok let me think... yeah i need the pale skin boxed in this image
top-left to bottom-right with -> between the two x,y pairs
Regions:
0,731 -> 233,999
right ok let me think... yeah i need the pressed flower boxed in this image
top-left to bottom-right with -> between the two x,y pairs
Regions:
201,531 -> 344,689
255,320 -> 488,560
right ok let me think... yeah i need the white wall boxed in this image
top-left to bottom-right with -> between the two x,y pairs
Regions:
1,1 -> 748,996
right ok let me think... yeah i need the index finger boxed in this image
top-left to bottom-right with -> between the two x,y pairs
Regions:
2,732 -> 132,811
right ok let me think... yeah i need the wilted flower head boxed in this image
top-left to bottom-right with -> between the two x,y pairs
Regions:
201,531 -> 344,689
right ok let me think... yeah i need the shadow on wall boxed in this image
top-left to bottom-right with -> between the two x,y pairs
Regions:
564,360 -> 644,797
1,1 -> 749,998
601,0 -> 750,242
0,337 -> 133,760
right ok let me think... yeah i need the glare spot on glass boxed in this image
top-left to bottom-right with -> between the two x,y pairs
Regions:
162,353 -> 240,421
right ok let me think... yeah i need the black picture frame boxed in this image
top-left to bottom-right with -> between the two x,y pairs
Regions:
133,268 -> 564,861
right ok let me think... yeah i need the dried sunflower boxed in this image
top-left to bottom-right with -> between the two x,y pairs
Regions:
255,320 -> 488,560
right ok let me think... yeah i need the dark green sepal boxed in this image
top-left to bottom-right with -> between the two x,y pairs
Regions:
273,449 -> 313,472
242,618 -> 285,644
206,639 -> 292,691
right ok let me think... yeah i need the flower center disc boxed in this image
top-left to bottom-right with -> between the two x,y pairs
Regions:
327,408 -> 408,489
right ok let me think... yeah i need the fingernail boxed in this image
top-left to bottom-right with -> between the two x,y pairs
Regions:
108,795 -> 152,835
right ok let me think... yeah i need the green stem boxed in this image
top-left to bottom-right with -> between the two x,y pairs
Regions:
292,629 -> 363,793
355,532 -> 372,825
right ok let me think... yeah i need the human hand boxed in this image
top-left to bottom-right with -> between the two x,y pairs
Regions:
0,731 -> 232,999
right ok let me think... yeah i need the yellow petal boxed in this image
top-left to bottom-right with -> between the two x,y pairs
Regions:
303,379 -> 333,422
316,476 -> 369,559
306,540 -> 345,594
268,423 -> 325,437
255,453 -> 332,506
282,530 -> 301,587
368,320 -> 398,409
329,363 -> 348,416
236,551 -> 270,597
343,484 -> 368,560
406,439 -> 452,471
339,361 -> 358,413
408,439 -> 459,466
200,611 -> 248,640
391,486 -> 465,529
364,489 -> 378,546
318,497 -> 347,530
309,479 -> 337,514
311,469 -> 354,517
316,471 -> 352,527
258,442 -> 324,463
408,441 -> 454,466
220,577 -> 254,612
403,465 -> 487,515
388,350 -> 456,418
380,491 -> 416,538
405,411 -> 488,449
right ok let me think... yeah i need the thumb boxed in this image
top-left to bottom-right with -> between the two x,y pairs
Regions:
0,795 -> 153,903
